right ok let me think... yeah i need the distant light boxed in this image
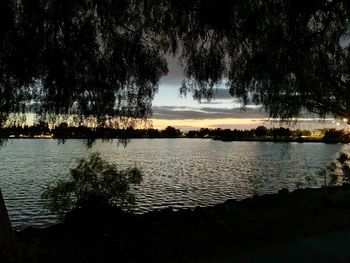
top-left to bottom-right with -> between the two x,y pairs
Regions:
337,122 -> 341,125
343,118 -> 348,123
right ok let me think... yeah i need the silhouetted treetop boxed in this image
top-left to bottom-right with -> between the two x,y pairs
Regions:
167,0 -> 350,121
0,0 -> 169,126
1,0 -> 350,125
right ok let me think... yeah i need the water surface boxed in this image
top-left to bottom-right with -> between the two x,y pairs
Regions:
0,139 -> 347,229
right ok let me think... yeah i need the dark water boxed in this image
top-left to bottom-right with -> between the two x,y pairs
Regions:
0,139 -> 347,229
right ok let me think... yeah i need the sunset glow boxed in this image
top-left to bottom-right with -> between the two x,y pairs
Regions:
151,118 -> 266,130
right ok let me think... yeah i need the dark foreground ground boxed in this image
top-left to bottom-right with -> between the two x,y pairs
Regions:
13,185 -> 350,262
232,228 -> 350,263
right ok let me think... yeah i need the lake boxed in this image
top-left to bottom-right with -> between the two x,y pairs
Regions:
0,139 -> 348,229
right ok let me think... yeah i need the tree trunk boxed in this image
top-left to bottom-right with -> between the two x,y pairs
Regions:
0,188 -> 18,262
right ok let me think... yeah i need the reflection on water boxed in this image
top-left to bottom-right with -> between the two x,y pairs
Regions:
0,139 -> 347,229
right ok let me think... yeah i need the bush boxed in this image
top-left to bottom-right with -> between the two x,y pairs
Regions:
41,153 -> 143,219
317,152 -> 350,186
322,129 -> 350,143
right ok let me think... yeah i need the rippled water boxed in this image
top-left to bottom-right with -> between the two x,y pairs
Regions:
0,139 -> 348,229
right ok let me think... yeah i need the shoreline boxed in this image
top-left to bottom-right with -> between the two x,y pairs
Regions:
0,137 -> 336,143
16,185 -> 350,262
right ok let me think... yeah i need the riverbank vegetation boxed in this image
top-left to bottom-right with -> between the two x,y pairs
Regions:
14,184 -> 350,262
1,124 -> 349,143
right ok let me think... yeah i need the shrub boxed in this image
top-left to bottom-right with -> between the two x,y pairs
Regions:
317,152 -> 350,186
41,153 -> 143,219
322,129 -> 350,143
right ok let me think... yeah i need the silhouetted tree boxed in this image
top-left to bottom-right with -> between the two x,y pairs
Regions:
0,0 -> 169,126
161,126 -> 182,138
0,1 -> 350,125
167,1 -> 350,122
41,153 -> 143,219
255,126 -> 268,137
147,128 -> 161,138
272,127 -> 291,140
187,130 -> 198,138
323,129 -> 350,143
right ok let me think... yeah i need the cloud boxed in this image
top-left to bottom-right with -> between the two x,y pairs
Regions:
152,105 -> 267,120
211,88 -> 232,100
195,88 -> 234,103
159,56 -> 184,86
159,56 -> 234,100
198,101 -> 227,105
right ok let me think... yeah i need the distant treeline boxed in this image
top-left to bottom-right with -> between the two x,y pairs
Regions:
0,123 -> 182,139
188,126 -> 302,140
0,123 -> 349,143
188,126 -> 350,143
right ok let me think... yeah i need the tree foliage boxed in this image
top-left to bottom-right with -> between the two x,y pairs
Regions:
1,0 -> 350,125
168,0 -> 350,120
0,0 -> 168,126
41,153 -> 143,219
333,152 -> 350,184
323,129 -> 350,143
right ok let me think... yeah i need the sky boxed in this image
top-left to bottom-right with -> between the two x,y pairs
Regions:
18,57 -> 348,131
150,57 -> 348,131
